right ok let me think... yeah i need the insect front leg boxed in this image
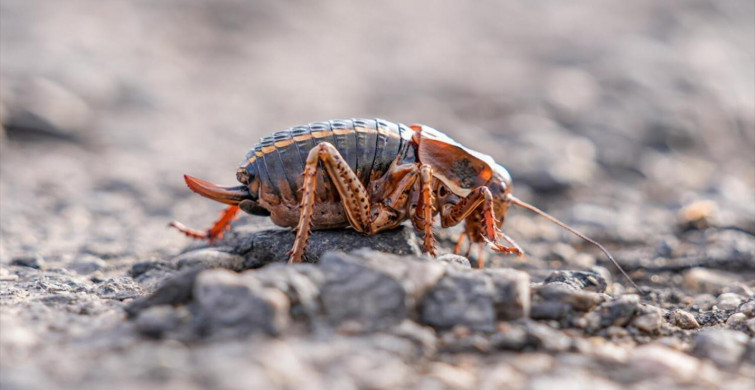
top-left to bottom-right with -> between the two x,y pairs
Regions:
288,142 -> 372,263
440,187 -> 523,267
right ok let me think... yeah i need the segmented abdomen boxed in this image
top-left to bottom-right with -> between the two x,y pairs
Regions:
240,118 -> 416,201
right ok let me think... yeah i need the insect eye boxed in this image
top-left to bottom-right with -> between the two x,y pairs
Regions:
438,186 -> 448,197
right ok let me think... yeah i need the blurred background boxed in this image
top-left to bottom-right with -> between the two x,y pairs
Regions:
1,0 -> 753,262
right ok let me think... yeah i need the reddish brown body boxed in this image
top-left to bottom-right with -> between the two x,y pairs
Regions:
171,118 -> 642,291
171,118 -> 521,266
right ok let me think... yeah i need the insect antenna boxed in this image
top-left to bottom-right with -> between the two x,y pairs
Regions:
506,194 -> 645,294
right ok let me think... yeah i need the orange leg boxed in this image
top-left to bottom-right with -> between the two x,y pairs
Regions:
412,164 -> 437,256
454,232 -> 468,255
288,142 -> 372,263
169,205 -> 240,242
440,187 -> 523,267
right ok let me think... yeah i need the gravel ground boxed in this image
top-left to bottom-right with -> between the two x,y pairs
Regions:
1,1 -> 754,389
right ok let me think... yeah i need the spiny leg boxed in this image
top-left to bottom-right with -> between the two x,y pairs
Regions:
288,142 -> 371,263
169,205 -> 240,242
412,164 -> 437,256
440,187 -> 523,266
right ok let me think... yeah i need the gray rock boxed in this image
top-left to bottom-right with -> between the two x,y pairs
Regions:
317,250 -> 444,331
629,344 -> 700,383
535,282 -> 606,313
421,268 -> 530,332
591,294 -> 641,331
630,305 -> 662,334
95,276 -> 142,300
3,76 -> 93,140
68,255 -> 106,275
725,313 -> 747,329
484,268 -> 531,320
253,263 -> 324,321
683,268 -> 740,294
219,225 -> 421,268
692,328 -> 748,366
525,321 -> 572,352
194,269 -> 290,337
125,267 -> 203,317
10,254 -> 45,269
436,254 -> 472,269
669,309 -> 700,329
544,270 -> 607,293
174,248 -> 246,271
739,300 -> 755,317
421,270 -> 496,332
715,292 -> 743,311
134,305 -> 182,339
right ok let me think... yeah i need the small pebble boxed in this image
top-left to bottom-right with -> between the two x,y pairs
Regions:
692,329 -> 748,367
747,318 -> 755,334
683,268 -> 738,294
629,344 -> 700,382
10,255 -> 45,269
738,300 -> 755,317
631,306 -> 662,334
725,313 -> 747,328
670,309 -> 700,330
715,293 -> 743,311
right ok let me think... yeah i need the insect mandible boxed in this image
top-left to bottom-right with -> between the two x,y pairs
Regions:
170,118 -> 640,290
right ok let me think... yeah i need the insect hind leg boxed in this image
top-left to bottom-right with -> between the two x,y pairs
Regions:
288,142 -> 372,263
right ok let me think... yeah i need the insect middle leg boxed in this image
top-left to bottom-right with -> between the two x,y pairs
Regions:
411,164 -> 437,256
440,187 -> 523,266
288,142 -> 372,263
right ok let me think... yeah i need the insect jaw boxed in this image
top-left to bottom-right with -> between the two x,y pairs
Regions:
183,175 -> 252,206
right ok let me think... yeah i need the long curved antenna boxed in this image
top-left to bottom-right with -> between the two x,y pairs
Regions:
506,194 -> 644,294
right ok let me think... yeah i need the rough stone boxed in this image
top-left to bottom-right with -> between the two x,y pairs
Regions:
10,254 -> 46,269
317,250 -> 444,331
739,300 -> 755,317
669,309 -> 700,330
68,255 -> 106,275
174,248 -> 246,271
593,294 -> 641,330
631,305 -> 663,334
535,282 -> 606,312
544,270 -> 607,293
221,226 -> 421,268
436,254 -> 472,269
628,344 -> 700,383
125,267 -> 203,317
484,268 -> 531,320
134,305 -> 183,339
421,268 -> 530,332
95,276 -> 142,300
683,268 -> 740,294
194,269 -> 290,337
252,263 -> 324,321
725,313 -> 747,329
715,292 -> 743,311
692,329 -> 748,367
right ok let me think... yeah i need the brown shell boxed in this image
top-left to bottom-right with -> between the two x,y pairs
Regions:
414,125 -> 495,196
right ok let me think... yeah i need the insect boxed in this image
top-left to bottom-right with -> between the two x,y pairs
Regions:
170,118 -> 640,290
